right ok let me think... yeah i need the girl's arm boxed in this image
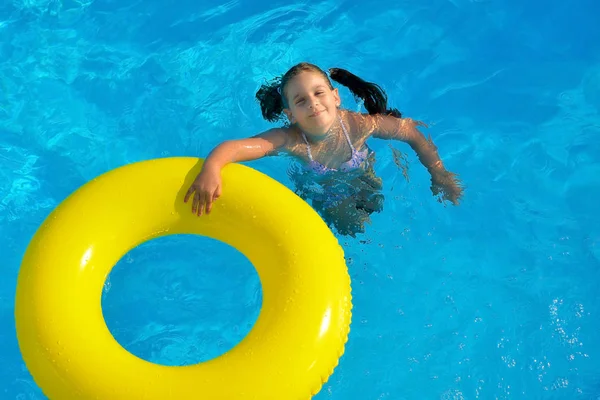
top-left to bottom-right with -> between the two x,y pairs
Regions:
358,113 -> 463,204
202,128 -> 288,172
362,115 -> 442,170
185,128 -> 288,215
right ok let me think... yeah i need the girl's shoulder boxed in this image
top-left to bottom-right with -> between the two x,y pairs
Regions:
339,108 -> 376,125
277,124 -> 301,142
271,124 -> 305,156
339,108 -> 375,140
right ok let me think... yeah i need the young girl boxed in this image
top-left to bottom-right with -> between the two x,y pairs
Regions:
184,62 -> 463,236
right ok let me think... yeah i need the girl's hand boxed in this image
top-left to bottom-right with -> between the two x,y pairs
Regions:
184,167 -> 222,216
430,170 -> 464,205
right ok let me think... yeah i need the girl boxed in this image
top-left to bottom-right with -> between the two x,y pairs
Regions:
184,62 -> 463,236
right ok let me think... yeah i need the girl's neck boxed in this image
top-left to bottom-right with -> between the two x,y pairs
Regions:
301,110 -> 342,143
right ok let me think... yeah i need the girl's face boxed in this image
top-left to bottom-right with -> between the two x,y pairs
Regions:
283,71 -> 341,137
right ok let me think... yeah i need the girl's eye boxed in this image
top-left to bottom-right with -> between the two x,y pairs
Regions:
296,99 -> 305,105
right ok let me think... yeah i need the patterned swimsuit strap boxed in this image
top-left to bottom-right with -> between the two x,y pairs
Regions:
338,116 -> 356,153
301,131 -> 314,161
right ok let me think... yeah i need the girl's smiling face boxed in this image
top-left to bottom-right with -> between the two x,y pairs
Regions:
283,71 -> 341,137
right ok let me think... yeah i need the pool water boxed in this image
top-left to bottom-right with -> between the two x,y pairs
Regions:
2,0 -> 600,398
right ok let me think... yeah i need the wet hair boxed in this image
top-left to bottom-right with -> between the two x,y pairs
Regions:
255,62 -> 402,124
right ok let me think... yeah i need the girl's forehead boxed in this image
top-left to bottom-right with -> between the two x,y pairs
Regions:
287,72 -> 328,90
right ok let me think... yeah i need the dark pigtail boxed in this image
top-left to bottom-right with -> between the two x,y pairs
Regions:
255,77 -> 286,123
328,68 -> 402,118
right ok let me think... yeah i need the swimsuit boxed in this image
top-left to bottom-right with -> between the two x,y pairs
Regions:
300,116 -> 368,175
290,116 -> 382,212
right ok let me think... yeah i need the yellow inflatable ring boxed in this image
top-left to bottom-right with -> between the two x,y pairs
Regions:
15,157 -> 352,400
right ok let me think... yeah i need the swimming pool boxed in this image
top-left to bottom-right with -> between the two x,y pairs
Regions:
2,0 -> 600,398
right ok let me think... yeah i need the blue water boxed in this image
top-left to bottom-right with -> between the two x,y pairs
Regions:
2,0 -> 600,398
